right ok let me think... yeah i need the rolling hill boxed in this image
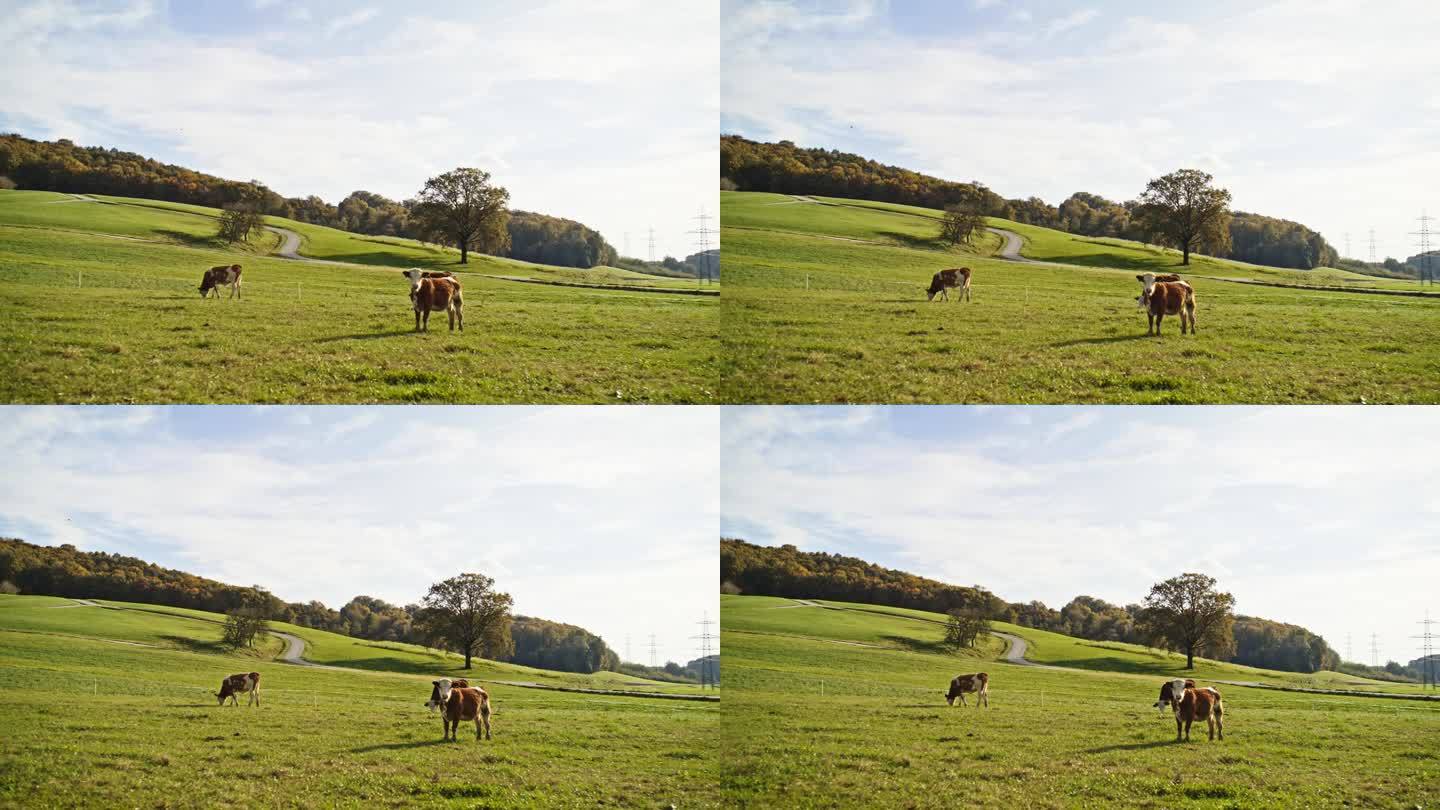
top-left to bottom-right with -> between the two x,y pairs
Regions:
720,190 -> 1440,404
720,594 -> 1440,808
0,190 -> 718,403
0,593 -> 718,807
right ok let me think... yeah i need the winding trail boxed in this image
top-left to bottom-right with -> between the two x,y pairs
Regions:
987,227 -> 1033,262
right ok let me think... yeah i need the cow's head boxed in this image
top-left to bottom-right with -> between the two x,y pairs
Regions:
1154,678 -> 1188,711
199,274 -> 214,297
944,678 -> 965,706
426,678 -> 454,712
215,679 -> 232,705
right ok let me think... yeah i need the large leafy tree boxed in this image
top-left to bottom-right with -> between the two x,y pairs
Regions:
1142,573 -> 1236,669
411,168 -> 511,264
417,572 -> 514,669
1136,169 -> 1233,266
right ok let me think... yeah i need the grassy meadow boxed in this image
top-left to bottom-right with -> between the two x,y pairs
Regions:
0,595 -> 718,808
720,594 -> 1440,808
0,190 -> 718,403
720,191 -> 1440,403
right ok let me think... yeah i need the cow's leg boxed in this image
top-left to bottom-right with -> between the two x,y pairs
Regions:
980,688 -> 988,708
422,309 -> 431,332
964,283 -> 972,303
482,705 -> 491,740
414,308 -> 422,332
456,300 -> 463,331
1188,303 -> 1197,334
1207,716 -> 1215,740
1175,714 -> 1183,741
474,716 -> 484,741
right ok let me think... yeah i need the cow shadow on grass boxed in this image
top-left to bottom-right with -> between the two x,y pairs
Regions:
349,739 -> 451,754
313,329 -> 421,343
1049,333 -> 1152,348
1081,739 -> 1177,755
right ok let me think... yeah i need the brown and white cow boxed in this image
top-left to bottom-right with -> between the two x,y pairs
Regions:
926,267 -> 972,302
944,672 -> 989,707
1135,273 -> 1183,309
425,678 -> 492,741
1154,678 -> 1196,712
1136,272 -> 1196,335
216,672 -> 261,706
199,264 -> 242,299
1175,685 -> 1224,742
401,269 -> 463,332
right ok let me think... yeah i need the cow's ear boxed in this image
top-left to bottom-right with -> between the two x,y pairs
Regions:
1136,274 -> 1144,282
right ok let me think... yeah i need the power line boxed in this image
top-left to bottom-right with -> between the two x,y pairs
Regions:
1371,633 -> 1380,668
691,612 -> 717,690
648,633 -> 659,669
1409,211 -> 1436,287
647,227 -> 657,264
1412,610 -> 1437,690
687,207 -> 716,286
1369,228 -> 1377,264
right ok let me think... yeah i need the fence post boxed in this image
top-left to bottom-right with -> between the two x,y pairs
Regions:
78,269 -> 83,288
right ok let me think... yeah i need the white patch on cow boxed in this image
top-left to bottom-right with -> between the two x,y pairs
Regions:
1139,272 -> 1157,297
427,677 -> 453,712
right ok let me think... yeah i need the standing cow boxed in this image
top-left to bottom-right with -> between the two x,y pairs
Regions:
425,677 -> 492,742
199,264 -> 242,299
216,672 -> 261,706
402,269 -> 463,332
1175,685 -> 1224,742
944,672 -> 990,707
1136,272 -> 1196,335
926,267 -> 972,302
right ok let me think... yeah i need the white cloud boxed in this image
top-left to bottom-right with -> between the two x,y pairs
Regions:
0,406 -> 720,665
0,0 -> 717,258
723,406 -> 1440,665
323,6 -> 377,37
1044,8 -> 1098,38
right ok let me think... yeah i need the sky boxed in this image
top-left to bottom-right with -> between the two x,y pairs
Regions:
0,0 -> 719,259
0,406 -> 720,665
722,406 -> 1440,666
722,0 -> 1440,262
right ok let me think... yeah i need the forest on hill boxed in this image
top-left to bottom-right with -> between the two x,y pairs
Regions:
720,135 -> 1343,271
0,537 -> 696,678
720,538 -> 1379,677
0,133 -> 712,276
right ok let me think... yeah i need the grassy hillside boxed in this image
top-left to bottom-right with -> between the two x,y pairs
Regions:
721,595 -> 1440,808
720,191 -> 1440,403
0,595 -> 718,808
0,190 -> 717,403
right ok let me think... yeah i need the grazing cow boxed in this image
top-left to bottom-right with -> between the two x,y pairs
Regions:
944,672 -> 990,707
425,679 -> 492,741
1175,685 -> 1224,742
199,264 -> 242,299
216,672 -> 261,706
401,269 -> 463,332
1136,272 -> 1196,335
1135,273 -> 1183,309
926,267 -> 972,302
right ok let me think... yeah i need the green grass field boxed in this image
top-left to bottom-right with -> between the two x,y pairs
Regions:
0,595 -> 718,808
720,191 -> 1440,403
0,190 -> 718,403
720,595 -> 1440,808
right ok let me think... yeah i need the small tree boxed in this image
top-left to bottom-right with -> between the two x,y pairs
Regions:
1142,573 -> 1235,669
410,168 -> 511,264
940,203 -> 985,246
944,609 -> 990,651
418,572 -> 514,669
217,205 -> 264,243
221,607 -> 269,648
1136,169 -> 1232,266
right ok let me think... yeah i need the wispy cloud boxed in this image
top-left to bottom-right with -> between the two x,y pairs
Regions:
324,6 -> 377,37
0,406 -> 719,664
722,406 -> 1440,665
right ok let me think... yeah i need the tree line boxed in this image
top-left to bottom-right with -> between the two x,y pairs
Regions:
720,135 -> 1340,270
721,539 -> 1347,674
0,133 -> 624,270
0,537 -> 661,677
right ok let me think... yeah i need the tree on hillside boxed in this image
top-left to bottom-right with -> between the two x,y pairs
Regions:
1135,169 -> 1233,265
221,607 -> 269,648
1141,573 -> 1235,669
217,204 -> 264,243
940,203 -> 985,246
944,609 -> 990,651
410,168 -> 511,264
416,572 -> 514,669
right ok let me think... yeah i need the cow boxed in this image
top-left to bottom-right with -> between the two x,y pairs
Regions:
1175,685 -> 1224,742
199,264 -> 242,299
1154,678 -> 1196,712
425,678 -> 492,742
1136,272 -> 1196,335
401,269 -> 463,332
216,672 -> 260,706
944,672 -> 989,707
926,267 -> 972,302
1135,273 -> 1183,309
